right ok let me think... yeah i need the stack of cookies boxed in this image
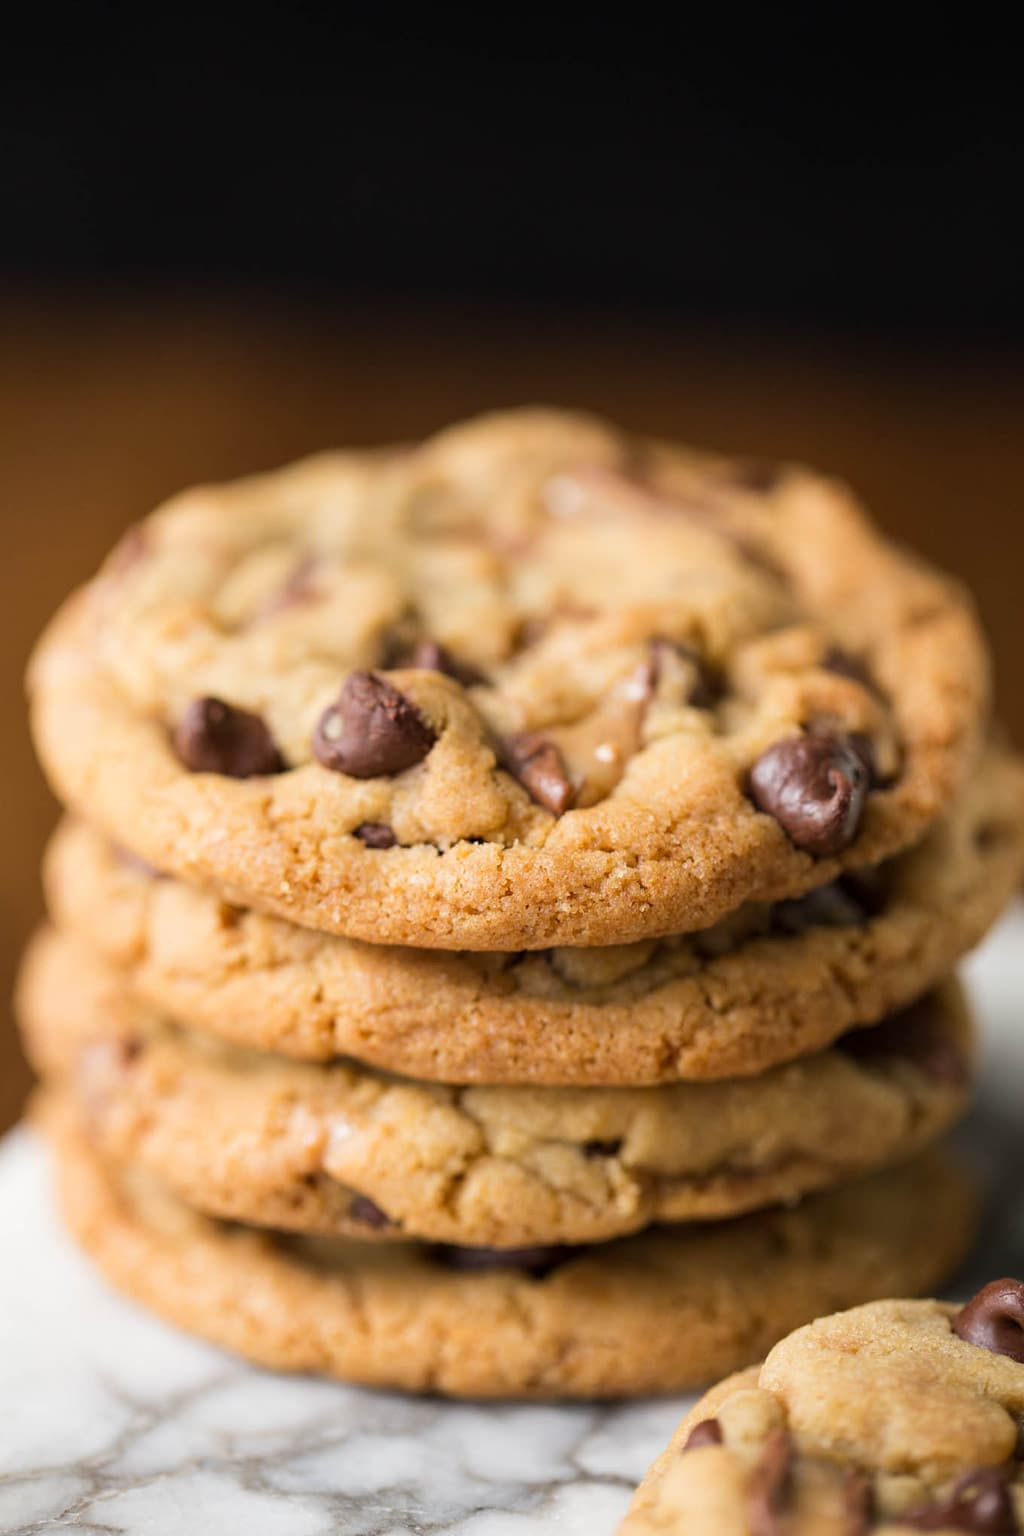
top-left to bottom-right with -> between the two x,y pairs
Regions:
19,410 -> 1024,1398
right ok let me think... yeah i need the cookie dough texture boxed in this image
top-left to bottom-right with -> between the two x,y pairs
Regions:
41,750 -> 1023,1083
622,1294 -> 1024,1532
28,409 -> 989,951
41,1097 -> 975,1399
19,929 -> 972,1247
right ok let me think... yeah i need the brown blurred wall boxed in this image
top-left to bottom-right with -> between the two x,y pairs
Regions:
2,291 -> 1021,1132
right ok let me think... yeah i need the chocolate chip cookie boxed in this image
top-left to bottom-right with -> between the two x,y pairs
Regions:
40,1094 -> 975,1399
28,409 -> 989,950
42,750 -> 1023,1082
622,1283 -> 1024,1532
20,927 -> 973,1247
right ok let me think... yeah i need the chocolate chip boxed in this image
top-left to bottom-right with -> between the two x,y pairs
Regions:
953,1280 -> 1024,1364
174,697 -> 286,778
501,731 -> 575,816
402,639 -> 486,687
822,647 -> 871,686
841,1468 -> 874,1536
839,998 -> 969,1087
583,1139 -> 622,1159
349,1194 -> 394,1231
772,879 -> 869,936
748,733 -> 870,857
431,1243 -> 575,1278
903,1467 -> 1018,1532
353,822 -> 398,849
747,1426 -> 793,1536
683,1418 -> 723,1452
313,672 -> 436,778
648,637 -> 723,709
724,459 -> 784,494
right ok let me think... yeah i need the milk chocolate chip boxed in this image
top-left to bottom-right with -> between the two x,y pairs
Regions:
314,672 -> 436,778
174,698 -> 285,778
953,1280 -> 1024,1364
748,733 -> 870,856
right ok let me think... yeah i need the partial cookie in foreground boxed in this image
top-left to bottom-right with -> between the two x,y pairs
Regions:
622,1282 -> 1024,1532
43,750 -> 1023,1083
28,409 -> 989,950
20,927 -> 973,1247
42,1095 -> 974,1399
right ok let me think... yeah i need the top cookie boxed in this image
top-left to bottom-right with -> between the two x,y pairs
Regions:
29,409 -> 989,949
622,1282 -> 1024,1534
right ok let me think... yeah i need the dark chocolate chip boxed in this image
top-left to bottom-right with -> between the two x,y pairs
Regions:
402,639 -> 486,687
501,731 -> 575,816
174,697 -> 286,778
353,822 -> 398,849
839,998 -> 969,1087
822,647 -> 872,687
349,1194 -> 394,1231
583,1140 -> 623,1159
953,1280 -> 1024,1364
313,672 -> 436,778
648,637 -> 723,709
431,1243 -> 576,1278
841,1468 -> 874,1536
771,879 -> 869,936
747,1426 -> 793,1536
748,733 -> 870,857
683,1418 -> 723,1452
903,1467 -> 1018,1532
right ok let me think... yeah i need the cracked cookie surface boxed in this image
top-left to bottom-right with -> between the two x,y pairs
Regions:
622,1286 -> 1024,1533
19,928 -> 972,1247
42,750 -> 1023,1082
41,1095 -> 974,1399
28,409 -> 989,950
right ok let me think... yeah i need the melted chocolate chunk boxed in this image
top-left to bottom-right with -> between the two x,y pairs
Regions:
953,1280 -> 1024,1364
353,822 -> 398,849
501,731 -> 575,816
349,1194 -> 394,1231
903,1466 -> 1018,1532
431,1243 -> 576,1278
683,1418 -> 724,1452
747,1426 -> 793,1536
174,697 -> 286,778
313,672 -> 436,778
748,733 -> 870,857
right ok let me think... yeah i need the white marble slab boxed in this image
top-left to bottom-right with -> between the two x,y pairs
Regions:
1,906 -> 1022,1535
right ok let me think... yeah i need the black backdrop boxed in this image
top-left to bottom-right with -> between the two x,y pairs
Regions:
2,8 -> 1021,344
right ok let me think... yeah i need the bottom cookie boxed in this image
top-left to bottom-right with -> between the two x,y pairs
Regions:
43,1095 -> 974,1399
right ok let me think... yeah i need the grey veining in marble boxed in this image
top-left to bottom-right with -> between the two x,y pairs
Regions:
2,906 -> 1023,1535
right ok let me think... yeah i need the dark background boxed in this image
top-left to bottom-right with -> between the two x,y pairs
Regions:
2,12 -> 1022,342
1,13 -> 1022,1127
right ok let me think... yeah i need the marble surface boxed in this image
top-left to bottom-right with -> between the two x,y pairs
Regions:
1,906 -> 1022,1535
